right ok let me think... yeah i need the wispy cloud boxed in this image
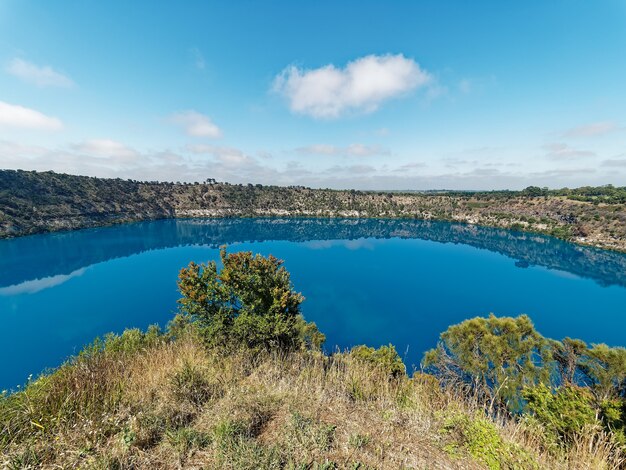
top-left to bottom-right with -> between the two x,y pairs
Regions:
170,111 -> 222,138
273,54 -> 432,118
2,137 -> 622,191
0,101 -> 63,130
562,121 -> 619,138
190,47 -> 206,70
458,78 -> 472,94
72,139 -> 139,160
186,144 -> 254,166
543,142 -> 596,160
323,164 -> 377,175
393,162 -> 426,172
6,58 -> 74,88
601,158 -> 626,167
374,127 -> 390,137
295,143 -> 390,157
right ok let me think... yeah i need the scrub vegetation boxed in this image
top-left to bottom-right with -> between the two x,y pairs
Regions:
1,250 -> 625,469
1,169 -> 626,252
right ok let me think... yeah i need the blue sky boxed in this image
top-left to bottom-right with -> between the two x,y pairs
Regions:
1,1 -> 625,189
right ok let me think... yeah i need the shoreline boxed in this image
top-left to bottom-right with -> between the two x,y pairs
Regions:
2,212 -> 626,255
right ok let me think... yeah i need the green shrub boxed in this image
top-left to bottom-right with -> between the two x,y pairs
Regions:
79,324 -> 165,358
522,384 -> 597,445
599,398 -> 626,446
177,247 -> 323,352
350,344 -> 406,377
440,411 -> 538,469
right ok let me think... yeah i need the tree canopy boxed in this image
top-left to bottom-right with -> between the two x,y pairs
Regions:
177,247 -> 324,351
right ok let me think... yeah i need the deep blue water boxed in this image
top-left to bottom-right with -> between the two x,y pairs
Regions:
1,218 -> 626,391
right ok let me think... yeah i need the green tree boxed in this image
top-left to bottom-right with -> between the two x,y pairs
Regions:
422,314 -> 551,412
578,344 -> 626,400
551,337 -> 588,385
522,384 -> 597,445
177,247 -> 324,351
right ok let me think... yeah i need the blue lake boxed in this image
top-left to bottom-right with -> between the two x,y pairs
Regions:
1,218 -> 626,391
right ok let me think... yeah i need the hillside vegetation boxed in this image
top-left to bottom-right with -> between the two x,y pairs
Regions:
1,169 -> 626,251
2,250 -> 625,469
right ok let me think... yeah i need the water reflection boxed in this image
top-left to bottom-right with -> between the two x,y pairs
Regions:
1,218 -> 625,290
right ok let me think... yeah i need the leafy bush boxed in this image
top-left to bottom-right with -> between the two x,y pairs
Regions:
522,384 -> 597,445
350,344 -> 406,377
440,411 -> 538,469
600,399 -> 626,446
177,247 -> 323,352
99,324 -> 164,355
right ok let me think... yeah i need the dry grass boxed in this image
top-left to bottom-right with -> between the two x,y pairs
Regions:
1,333 -> 623,469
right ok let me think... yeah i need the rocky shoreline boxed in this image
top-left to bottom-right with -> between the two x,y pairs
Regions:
1,170 -> 625,253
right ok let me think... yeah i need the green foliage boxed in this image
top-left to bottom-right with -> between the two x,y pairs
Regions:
170,360 -> 217,407
165,426 -> 210,455
350,344 -> 406,377
521,186 -> 549,198
213,419 -> 249,446
579,343 -> 626,400
551,337 -> 588,384
522,384 -> 597,444
74,325 -> 165,363
440,411 -> 539,469
424,314 -> 626,450
549,225 -> 573,240
423,314 -> 551,411
177,247 -> 323,352
600,399 -> 626,445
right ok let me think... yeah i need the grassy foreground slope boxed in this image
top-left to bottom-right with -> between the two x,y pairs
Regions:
1,169 -> 626,251
1,250 -> 625,469
0,330 -> 606,469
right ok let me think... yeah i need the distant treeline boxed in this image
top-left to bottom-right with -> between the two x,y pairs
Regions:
1,169 -> 625,252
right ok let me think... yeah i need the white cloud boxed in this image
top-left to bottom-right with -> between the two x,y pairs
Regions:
273,54 -> 432,118
563,121 -> 618,138
2,137 -> 622,191
295,143 -> 390,157
190,48 -> 206,70
347,143 -> 389,157
601,158 -> 626,167
72,139 -> 139,160
374,127 -> 390,137
170,111 -> 222,138
393,162 -> 426,172
458,79 -> 472,94
324,164 -> 376,174
187,144 -> 253,166
6,58 -> 74,88
295,144 -> 337,156
543,143 -> 596,160
0,101 -> 63,130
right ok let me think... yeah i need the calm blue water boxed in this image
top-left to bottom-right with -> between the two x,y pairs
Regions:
1,218 -> 626,391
